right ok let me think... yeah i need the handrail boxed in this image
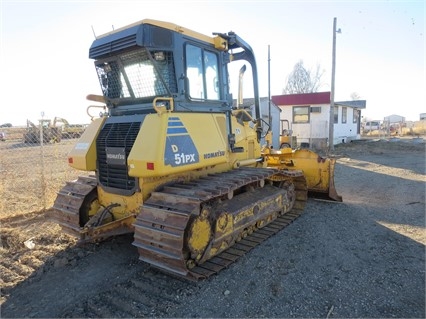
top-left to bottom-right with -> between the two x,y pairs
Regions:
153,97 -> 174,115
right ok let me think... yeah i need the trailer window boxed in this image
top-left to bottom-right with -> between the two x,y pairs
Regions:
293,106 -> 310,123
342,107 -> 347,123
353,109 -> 359,123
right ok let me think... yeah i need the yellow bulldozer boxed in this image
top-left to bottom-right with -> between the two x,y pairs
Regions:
23,119 -> 62,144
51,19 -> 341,280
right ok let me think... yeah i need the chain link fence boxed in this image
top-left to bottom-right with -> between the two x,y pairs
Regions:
1,119 -> 426,220
0,124 -> 88,219
361,120 -> 426,138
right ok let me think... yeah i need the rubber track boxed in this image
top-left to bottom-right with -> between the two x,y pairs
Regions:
133,167 -> 307,281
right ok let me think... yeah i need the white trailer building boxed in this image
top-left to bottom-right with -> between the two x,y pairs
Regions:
272,92 -> 366,149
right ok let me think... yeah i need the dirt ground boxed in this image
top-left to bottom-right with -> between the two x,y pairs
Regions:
1,138 -> 425,318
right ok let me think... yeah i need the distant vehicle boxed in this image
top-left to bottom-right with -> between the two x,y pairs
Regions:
0,123 -> 12,128
363,121 -> 381,132
0,131 -> 6,141
23,119 -> 61,144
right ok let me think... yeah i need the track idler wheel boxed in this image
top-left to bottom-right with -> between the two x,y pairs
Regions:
79,189 -> 101,226
279,180 -> 296,213
186,207 -> 213,267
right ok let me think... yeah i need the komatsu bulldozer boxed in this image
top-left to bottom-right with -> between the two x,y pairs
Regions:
51,19 -> 340,280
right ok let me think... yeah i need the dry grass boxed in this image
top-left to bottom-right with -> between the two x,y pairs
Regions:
0,127 -> 27,142
362,120 -> 426,137
0,139 -> 81,218
1,139 -> 82,296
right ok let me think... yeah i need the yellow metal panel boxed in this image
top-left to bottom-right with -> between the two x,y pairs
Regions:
68,117 -> 106,171
97,19 -> 225,48
97,187 -> 143,220
232,119 -> 262,163
213,35 -> 228,51
128,113 -> 230,178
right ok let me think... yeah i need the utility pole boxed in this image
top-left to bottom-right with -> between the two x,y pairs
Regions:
329,17 -> 339,152
268,45 -> 271,129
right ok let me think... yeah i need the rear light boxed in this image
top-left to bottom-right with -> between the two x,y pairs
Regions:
68,157 -> 73,164
147,162 -> 154,170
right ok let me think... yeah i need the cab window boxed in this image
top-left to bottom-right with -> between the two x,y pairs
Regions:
185,44 -> 220,100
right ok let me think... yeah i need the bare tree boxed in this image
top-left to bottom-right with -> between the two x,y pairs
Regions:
283,60 -> 324,94
350,92 -> 361,100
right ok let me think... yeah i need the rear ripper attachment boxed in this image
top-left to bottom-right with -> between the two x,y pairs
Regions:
51,175 -> 136,243
133,167 -> 307,281
50,175 -> 98,237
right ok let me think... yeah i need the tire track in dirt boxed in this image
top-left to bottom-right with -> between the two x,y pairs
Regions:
63,269 -> 195,318
1,211 -> 197,318
2,224 -> 197,318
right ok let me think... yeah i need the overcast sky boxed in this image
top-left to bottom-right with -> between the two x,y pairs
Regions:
1,0 -> 424,125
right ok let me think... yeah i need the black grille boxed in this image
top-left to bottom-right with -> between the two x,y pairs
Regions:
90,34 -> 138,59
97,120 -> 141,193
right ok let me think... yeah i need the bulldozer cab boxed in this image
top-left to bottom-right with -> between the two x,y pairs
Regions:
89,22 -> 232,113
88,20 -> 264,148
40,119 -> 52,128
